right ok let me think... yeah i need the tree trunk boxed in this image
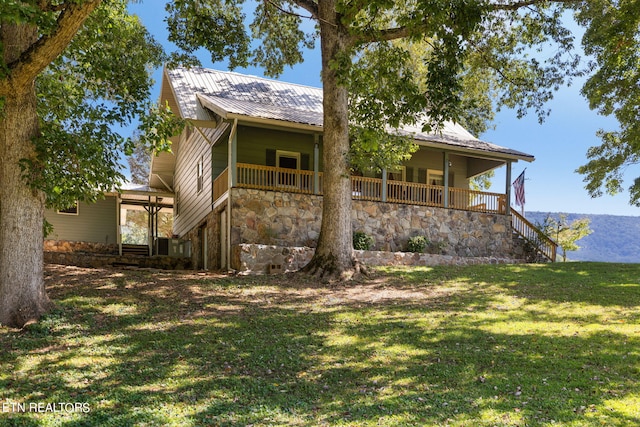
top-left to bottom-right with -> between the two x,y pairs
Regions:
302,0 -> 365,280
0,24 -> 50,328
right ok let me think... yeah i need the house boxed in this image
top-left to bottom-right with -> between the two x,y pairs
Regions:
43,184 -> 186,264
44,194 -> 120,254
151,66 -> 557,273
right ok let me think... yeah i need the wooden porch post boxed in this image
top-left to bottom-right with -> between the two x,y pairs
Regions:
225,119 -> 237,271
314,134 -> 320,194
147,195 -> 153,256
228,119 -> 238,188
505,161 -> 512,215
381,168 -> 388,202
443,152 -> 450,208
117,194 -> 122,256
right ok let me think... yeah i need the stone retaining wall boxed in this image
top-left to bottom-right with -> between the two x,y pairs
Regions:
232,243 -> 523,275
45,251 -> 192,270
230,188 -> 514,259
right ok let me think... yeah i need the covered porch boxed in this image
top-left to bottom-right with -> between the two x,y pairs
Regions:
211,121 -> 526,215
117,185 -> 188,257
214,163 -> 509,214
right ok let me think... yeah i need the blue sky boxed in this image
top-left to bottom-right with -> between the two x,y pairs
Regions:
128,4 -> 640,217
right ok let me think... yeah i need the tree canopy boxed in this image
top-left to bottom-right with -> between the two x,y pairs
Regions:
575,0 -> 640,206
0,0 -> 177,327
539,213 -> 593,262
22,1 -> 179,210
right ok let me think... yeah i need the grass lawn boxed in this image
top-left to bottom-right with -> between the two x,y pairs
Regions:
1,262 -> 639,426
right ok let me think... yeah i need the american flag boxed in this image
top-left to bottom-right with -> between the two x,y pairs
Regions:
513,170 -> 525,207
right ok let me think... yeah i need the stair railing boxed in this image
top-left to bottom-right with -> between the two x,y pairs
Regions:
511,210 -> 558,262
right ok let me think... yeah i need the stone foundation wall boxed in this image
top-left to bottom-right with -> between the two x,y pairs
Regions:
230,188 -> 321,248
230,188 -> 514,259
44,239 -> 191,270
233,243 -> 522,275
183,200 -> 227,270
44,239 -> 118,254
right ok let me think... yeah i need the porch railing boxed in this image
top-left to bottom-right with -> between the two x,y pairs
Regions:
213,166 -> 229,201
511,210 -> 558,262
237,163 -> 317,195
215,163 -> 508,215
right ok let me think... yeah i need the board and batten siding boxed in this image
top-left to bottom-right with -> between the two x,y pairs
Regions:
45,197 -> 118,244
212,140 -> 229,183
404,149 -> 469,188
236,126 -> 319,170
174,126 -> 227,236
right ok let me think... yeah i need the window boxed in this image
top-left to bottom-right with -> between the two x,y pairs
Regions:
57,201 -> 79,215
427,169 -> 454,187
388,166 -> 406,182
196,157 -> 204,193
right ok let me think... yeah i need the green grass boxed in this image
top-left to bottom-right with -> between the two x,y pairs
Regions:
1,262 -> 639,426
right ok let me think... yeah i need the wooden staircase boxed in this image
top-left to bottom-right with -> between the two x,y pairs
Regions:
511,210 -> 558,262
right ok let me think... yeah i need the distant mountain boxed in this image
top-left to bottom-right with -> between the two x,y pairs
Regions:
525,211 -> 640,263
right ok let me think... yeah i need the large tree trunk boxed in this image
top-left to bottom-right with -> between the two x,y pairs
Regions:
302,0 -> 365,280
0,24 -> 50,328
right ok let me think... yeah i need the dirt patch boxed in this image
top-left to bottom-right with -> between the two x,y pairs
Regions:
44,264 -> 446,310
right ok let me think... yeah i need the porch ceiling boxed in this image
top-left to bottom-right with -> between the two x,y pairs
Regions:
149,140 -> 177,191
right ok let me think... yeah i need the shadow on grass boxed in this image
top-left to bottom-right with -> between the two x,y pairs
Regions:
0,263 -> 638,426
389,262 -> 640,307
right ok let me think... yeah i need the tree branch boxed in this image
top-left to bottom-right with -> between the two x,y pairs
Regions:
291,0 -> 319,19
38,1 -> 66,12
350,0 -> 580,45
350,26 -> 411,45
265,0 -> 316,20
488,0 -> 581,11
5,0 -> 101,93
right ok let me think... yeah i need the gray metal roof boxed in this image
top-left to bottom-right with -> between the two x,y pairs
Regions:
166,66 -> 534,162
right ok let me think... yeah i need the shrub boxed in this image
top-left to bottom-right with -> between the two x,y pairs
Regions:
407,235 -> 429,253
353,231 -> 375,250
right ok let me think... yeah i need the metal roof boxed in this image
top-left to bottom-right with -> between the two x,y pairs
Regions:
165,66 -> 534,162
120,183 -> 174,197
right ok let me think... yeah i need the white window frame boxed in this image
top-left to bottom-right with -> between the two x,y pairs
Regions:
276,150 -> 301,169
57,201 -> 79,215
427,169 -> 444,186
